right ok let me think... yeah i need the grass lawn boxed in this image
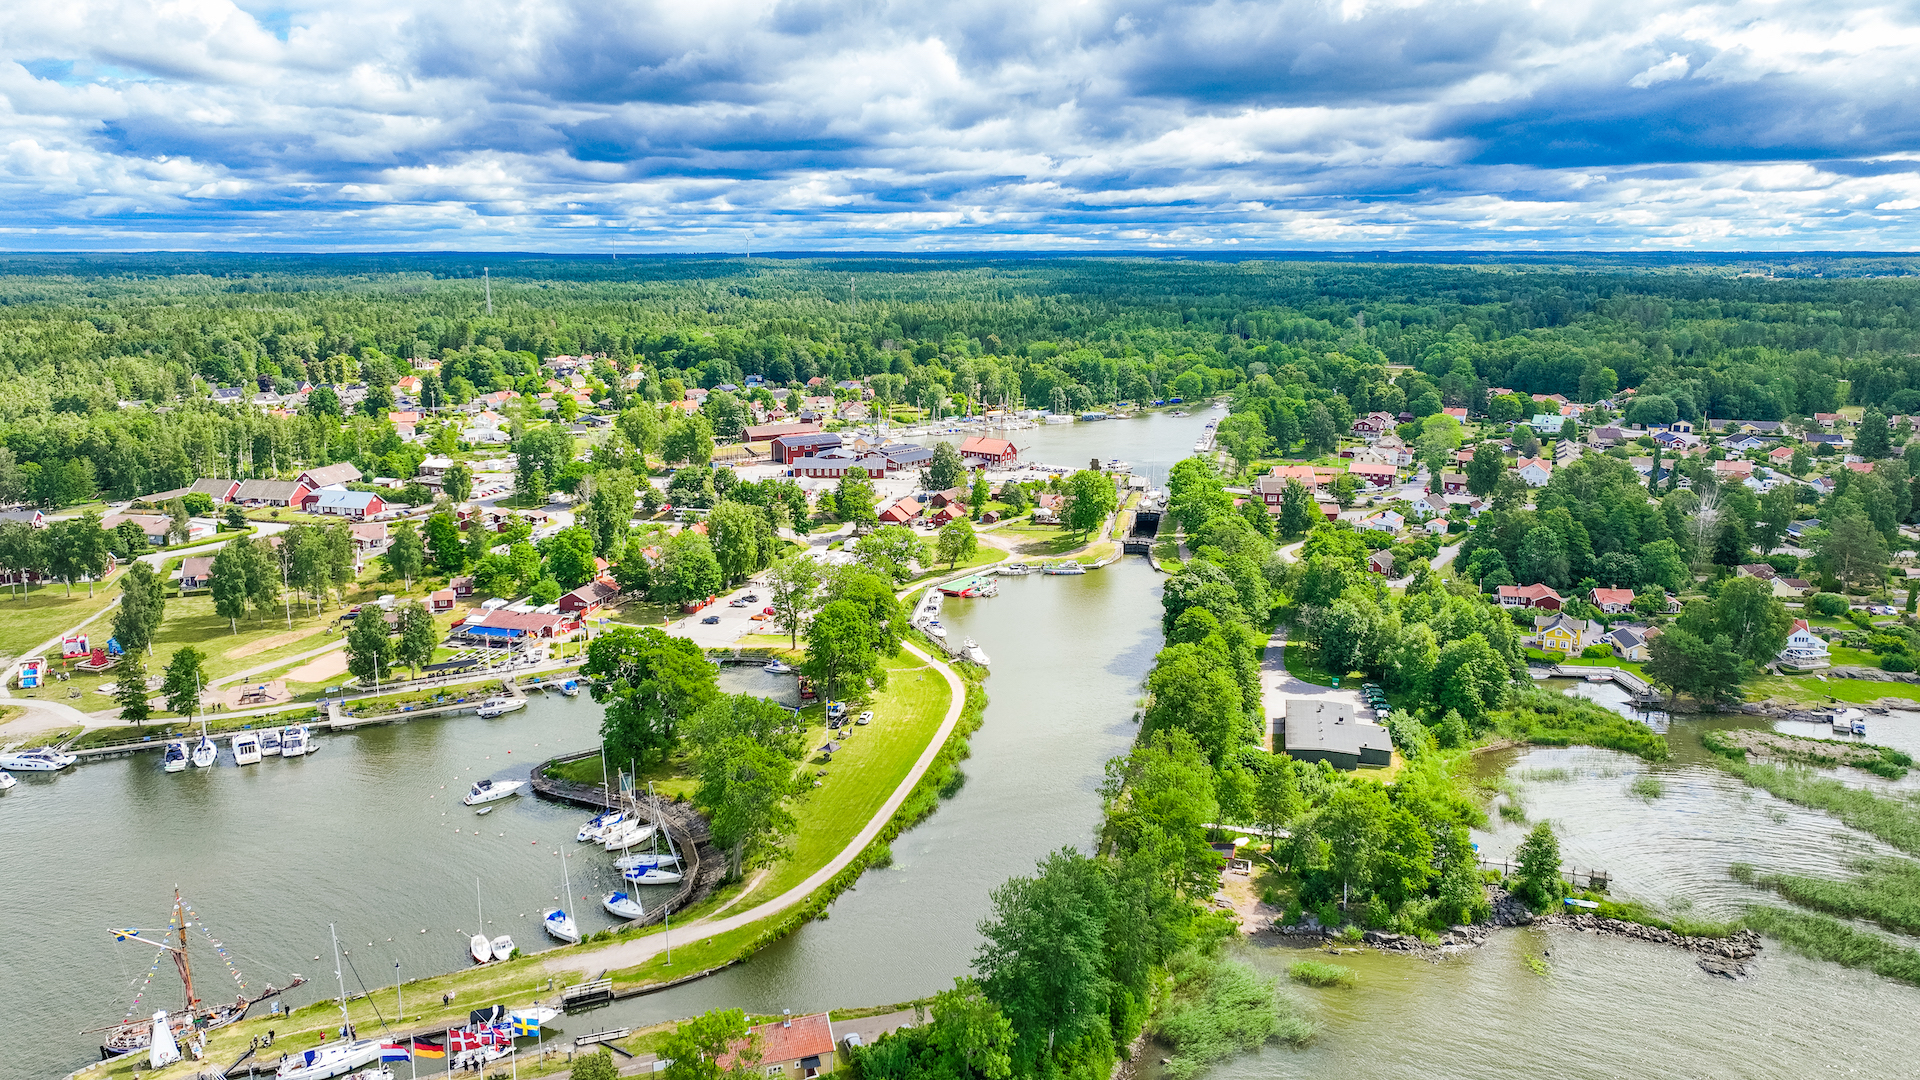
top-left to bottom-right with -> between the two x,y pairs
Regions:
0,582 -> 120,665
908,545 -> 1006,582
1830,645 -> 1881,668
1748,673 -> 1920,706
1282,639 -> 1360,687
732,650 -> 952,910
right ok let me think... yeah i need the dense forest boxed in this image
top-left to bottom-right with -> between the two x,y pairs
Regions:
5,254 -> 1920,508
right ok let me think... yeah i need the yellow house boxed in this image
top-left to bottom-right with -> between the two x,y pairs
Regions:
1534,614 -> 1603,655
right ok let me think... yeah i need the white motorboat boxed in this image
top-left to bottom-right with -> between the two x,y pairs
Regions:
469,880 -> 492,963
613,849 -> 681,871
476,697 -> 526,718
763,659 -> 793,674
545,849 -> 580,943
0,770 -> 14,791
281,726 -> 311,757
560,679 -> 581,697
191,730 -> 218,769
231,732 -> 263,765
0,747 -> 76,772
462,778 -> 525,806
963,637 -> 991,666
578,809 -> 625,842
489,934 -> 514,961
1042,563 -> 1086,575
602,891 -> 645,919
260,727 -> 283,755
276,1039 -> 383,1080
510,1006 -> 560,1026
601,818 -> 656,851
623,864 -> 684,885
162,740 -> 189,773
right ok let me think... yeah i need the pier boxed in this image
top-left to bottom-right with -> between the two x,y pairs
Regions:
1544,664 -> 1662,701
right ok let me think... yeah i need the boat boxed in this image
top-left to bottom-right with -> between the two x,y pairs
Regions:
559,679 -> 580,697
1043,563 -> 1087,575
281,725 -> 311,757
0,746 -> 76,772
963,637 -> 991,666
490,934 -> 515,961
602,890 -> 646,919
231,732 -> 263,766
613,849 -> 682,871
925,621 -> 948,640
1079,412 -> 1108,421
278,1039 -> 384,1080
162,740 -> 189,773
763,659 -> 793,674
1104,459 -> 1130,472
0,770 -> 14,791
469,881 -> 492,964
260,728 -> 283,756
578,809 -> 625,842
96,889 -> 306,1060
620,785 -> 685,884
474,806 -> 493,816
543,851 -> 580,944
623,864 -> 684,885
462,778 -> 525,806
191,727 -> 217,769
602,817 -> 656,851
476,697 -> 526,718
939,574 -> 999,598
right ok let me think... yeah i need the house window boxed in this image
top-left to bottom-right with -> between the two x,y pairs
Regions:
767,1067 -> 783,1077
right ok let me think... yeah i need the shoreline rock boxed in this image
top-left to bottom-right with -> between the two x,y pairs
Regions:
1263,886 -> 1761,973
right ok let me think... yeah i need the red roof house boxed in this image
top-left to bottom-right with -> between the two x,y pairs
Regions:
1590,587 -> 1635,613
958,436 -> 1017,466
717,1013 -> 838,1077
1497,583 -> 1565,610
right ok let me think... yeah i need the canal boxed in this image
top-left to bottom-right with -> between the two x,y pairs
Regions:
18,407 -> 1920,1078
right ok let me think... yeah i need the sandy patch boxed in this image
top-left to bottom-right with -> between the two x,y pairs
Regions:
228,628 -> 322,660
286,649 -> 349,684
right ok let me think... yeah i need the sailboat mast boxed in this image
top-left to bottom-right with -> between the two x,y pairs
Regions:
330,923 -> 350,1033
173,889 -> 198,1012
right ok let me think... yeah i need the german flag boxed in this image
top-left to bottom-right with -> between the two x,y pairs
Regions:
411,1034 -> 446,1059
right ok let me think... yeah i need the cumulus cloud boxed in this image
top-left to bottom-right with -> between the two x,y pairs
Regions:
0,0 -> 1915,248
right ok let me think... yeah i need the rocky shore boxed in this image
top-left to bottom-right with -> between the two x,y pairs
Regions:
1267,887 -> 1763,978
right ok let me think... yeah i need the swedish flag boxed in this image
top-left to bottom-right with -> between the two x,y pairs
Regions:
510,1015 -> 540,1038
112,929 -> 141,941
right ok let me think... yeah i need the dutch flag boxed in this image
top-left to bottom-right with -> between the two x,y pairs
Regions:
380,1043 -> 410,1061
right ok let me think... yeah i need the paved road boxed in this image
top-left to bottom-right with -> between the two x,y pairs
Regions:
542,638 -> 968,978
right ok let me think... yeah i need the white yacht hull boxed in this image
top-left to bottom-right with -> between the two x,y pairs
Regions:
276,1038 -> 383,1080
463,780 -> 526,806
489,935 -> 514,962
543,911 -> 579,944
602,821 -> 656,850
602,892 -> 645,919
0,749 -> 76,772
231,735 -> 263,765
469,934 -> 490,964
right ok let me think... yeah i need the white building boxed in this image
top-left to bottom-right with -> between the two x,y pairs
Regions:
1777,619 -> 1831,669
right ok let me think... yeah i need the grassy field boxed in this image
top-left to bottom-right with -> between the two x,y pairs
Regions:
0,582 -> 120,666
732,650 -> 952,910
907,544 -> 1006,582
1746,673 -> 1920,706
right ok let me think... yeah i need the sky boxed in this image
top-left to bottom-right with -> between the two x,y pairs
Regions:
3,0 -> 1920,251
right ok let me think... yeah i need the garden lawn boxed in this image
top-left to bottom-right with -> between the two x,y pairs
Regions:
907,544 -> 1006,583
1282,639 -> 1357,687
0,582 -> 120,665
733,650 -> 952,910
1749,674 -> 1920,707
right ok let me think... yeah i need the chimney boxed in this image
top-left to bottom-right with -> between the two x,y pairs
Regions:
783,1010 -> 791,1028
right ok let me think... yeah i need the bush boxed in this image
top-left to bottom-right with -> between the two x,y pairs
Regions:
1151,954 -> 1313,1079
1287,960 -> 1356,988
1811,592 -> 1850,617
1884,653 -> 1915,673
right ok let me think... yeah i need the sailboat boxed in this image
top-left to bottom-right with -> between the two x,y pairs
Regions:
274,925 -> 381,1080
191,721 -> 217,769
601,890 -> 645,920
162,740 -> 189,773
621,786 -> 684,885
469,880 -> 491,964
543,851 -> 580,944
95,889 -> 306,1059
577,809 -> 625,843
